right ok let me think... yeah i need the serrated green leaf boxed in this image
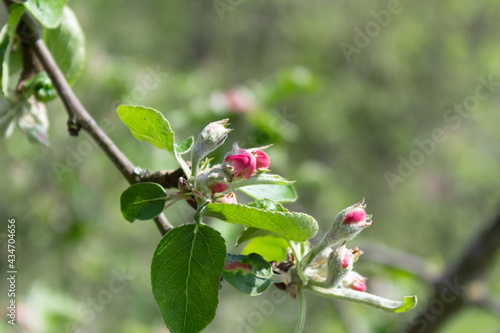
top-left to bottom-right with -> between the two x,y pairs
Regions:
238,184 -> 297,203
152,224 -> 226,333
236,227 -> 277,247
308,286 -> 418,313
247,198 -> 288,211
223,253 -> 274,295
2,4 -> 24,98
232,173 -> 294,188
242,235 -> 289,262
120,182 -> 167,222
44,6 -> 84,84
201,201 -> 318,241
24,0 -> 66,28
117,105 -> 175,152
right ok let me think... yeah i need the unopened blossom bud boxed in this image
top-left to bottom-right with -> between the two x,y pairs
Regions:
321,243 -> 353,288
342,271 -> 367,292
198,168 -> 229,193
191,119 -> 232,175
216,192 -> 237,204
223,143 -> 256,180
253,150 -> 270,170
326,199 -> 373,246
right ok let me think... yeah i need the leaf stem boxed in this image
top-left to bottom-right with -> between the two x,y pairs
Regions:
294,288 -> 307,333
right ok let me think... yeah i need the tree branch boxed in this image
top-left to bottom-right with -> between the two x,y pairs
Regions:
4,2 -> 181,235
403,211 -> 500,333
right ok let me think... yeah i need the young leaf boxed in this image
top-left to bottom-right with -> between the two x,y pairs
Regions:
236,227 -> 277,247
238,184 -> 297,203
223,253 -> 274,296
117,105 -> 175,152
2,4 -> 24,98
151,224 -> 226,333
44,6 -> 84,84
242,234 -> 289,262
232,173 -> 294,188
120,182 -> 167,222
24,0 -> 66,28
201,201 -> 318,241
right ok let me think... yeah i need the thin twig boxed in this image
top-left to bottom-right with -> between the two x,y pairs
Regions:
4,2 -> 178,235
403,211 -> 500,333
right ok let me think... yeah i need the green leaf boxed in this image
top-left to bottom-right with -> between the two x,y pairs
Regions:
232,173 -> 295,188
238,184 -> 297,203
236,227 -> 277,247
242,235 -> 289,262
44,6 -> 84,84
152,224 -> 226,333
247,198 -> 288,211
223,253 -> 274,296
120,182 -> 167,222
308,286 -> 418,313
2,4 -> 25,98
117,105 -> 175,152
201,201 -> 318,241
24,0 -> 66,28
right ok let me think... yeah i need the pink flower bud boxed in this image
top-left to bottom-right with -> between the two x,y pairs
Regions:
216,192 -> 237,204
342,271 -> 367,292
253,150 -> 270,170
344,209 -> 367,224
224,149 -> 256,180
198,168 -> 229,193
351,280 -> 367,292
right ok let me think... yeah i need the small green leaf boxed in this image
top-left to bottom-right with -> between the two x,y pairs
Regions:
201,201 -> 318,241
238,184 -> 297,203
223,253 -> 274,296
120,182 -> 167,222
24,0 -> 66,28
242,235 -> 289,262
117,105 -> 175,152
308,286 -> 418,313
232,173 -> 295,187
152,224 -> 226,333
2,4 -> 25,98
44,6 -> 84,84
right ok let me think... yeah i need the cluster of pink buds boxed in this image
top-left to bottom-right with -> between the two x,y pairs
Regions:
300,200 -> 372,292
222,142 -> 271,181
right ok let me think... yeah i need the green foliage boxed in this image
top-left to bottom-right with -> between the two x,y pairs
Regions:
44,6 -> 84,84
120,182 -> 167,222
222,253 -> 274,295
201,200 -> 318,242
151,224 -> 226,333
24,0 -> 66,28
242,234 -> 289,262
117,105 -> 175,152
238,184 -> 297,203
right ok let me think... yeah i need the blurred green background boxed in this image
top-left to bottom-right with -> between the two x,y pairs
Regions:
2,0 -> 500,332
